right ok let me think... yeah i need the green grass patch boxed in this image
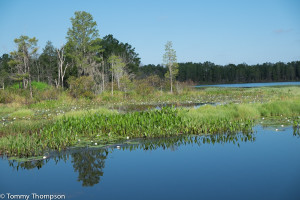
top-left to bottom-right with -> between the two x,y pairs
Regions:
10,109 -> 34,118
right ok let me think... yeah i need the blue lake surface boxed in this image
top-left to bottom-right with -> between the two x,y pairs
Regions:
195,81 -> 300,88
0,126 -> 300,200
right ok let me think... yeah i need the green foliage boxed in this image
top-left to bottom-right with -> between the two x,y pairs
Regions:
108,55 -> 126,74
10,109 -> 34,118
0,89 -> 26,104
66,11 -> 102,75
177,61 -> 300,84
68,76 -> 95,98
163,41 -> 178,93
134,79 -> 155,96
0,107 -> 254,157
258,100 -> 300,117
101,34 -> 140,74
1,86 -> 300,157
38,41 -> 57,85
31,81 -> 49,91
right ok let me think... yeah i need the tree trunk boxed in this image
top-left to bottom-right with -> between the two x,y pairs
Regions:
117,77 -> 120,89
28,63 -> 33,98
57,64 -> 60,88
111,73 -> 114,96
169,66 -> 173,93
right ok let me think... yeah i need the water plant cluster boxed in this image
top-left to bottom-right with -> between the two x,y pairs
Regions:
0,107 -> 255,157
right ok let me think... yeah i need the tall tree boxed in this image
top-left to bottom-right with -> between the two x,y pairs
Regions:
163,41 -> 178,93
0,54 -> 11,89
108,55 -> 126,95
101,34 -> 140,74
9,35 -> 38,98
39,41 -> 57,85
66,11 -> 102,76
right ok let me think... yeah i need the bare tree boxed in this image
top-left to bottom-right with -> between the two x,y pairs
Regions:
56,46 -> 68,88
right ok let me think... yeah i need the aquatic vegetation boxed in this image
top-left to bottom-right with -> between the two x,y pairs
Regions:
0,107 -> 255,157
1,86 -> 300,158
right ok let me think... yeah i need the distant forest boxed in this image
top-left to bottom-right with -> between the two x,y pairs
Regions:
139,61 -> 300,84
1,51 -> 300,89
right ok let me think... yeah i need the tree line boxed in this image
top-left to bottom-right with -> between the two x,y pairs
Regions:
177,61 -> 300,84
0,11 -> 299,98
138,61 -> 300,85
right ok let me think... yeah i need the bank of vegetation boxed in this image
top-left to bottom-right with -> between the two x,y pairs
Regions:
1,88 -> 300,157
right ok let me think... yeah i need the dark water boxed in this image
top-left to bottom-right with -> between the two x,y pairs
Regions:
0,126 -> 300,200
195,81 -> 300,88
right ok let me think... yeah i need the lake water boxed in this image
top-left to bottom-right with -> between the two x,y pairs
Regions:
0,126 -> 300,200
195,81 -> 300,88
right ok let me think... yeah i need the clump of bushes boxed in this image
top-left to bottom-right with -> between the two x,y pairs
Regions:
68,76 -> 95,99
0,89 -> 26,104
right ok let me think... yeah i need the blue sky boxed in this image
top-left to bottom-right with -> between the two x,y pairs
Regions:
0,0 -> 299,65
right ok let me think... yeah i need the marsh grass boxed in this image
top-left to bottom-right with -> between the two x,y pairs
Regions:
10,109 -> 34,118
0,107 -> 254,157
1,86 -> 300,158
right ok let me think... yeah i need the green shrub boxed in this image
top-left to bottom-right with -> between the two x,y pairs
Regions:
68,76 -> 95,99
31,81 -> 49,91
134,79 -> 154,96
0,89 -> 26,104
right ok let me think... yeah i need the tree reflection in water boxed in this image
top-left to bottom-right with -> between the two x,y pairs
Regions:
71,149 -> 108,186
5,130 -> 272,187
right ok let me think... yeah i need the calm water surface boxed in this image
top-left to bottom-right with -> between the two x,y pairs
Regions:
0,126 -> 300,200
195,81 -> 300,88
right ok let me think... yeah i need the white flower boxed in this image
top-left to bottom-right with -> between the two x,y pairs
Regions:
78,139 -> 81,142
43,156 -> 47,159
117,145 -> 120,149
275,129 -> 278,131
95,143 -> 97,145
126,136 -> 129,139
281,125 -> 284,127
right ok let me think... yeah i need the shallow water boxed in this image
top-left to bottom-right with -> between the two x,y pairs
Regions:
195,81 -> 300,88
0,126 -> 299,200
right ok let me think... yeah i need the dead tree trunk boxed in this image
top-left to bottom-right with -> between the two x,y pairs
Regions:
57,46 -> 68,88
